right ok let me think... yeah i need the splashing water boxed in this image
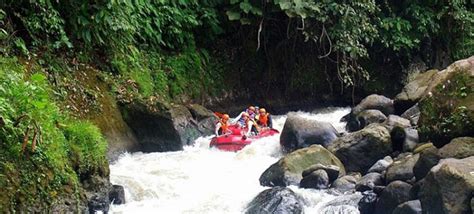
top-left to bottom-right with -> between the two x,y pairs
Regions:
110,107 -> 359,213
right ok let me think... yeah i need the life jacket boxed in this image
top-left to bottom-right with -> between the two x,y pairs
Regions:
220,120 -> 229,133
259,113 -> 269,127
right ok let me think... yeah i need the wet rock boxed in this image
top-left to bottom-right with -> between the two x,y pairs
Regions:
302,164 -> 340,182
401,104 -> 420,126
393,200 -> 422,214
187,103 -> 214,121
352,94 -> 395,116
245,187 -> 303,214
318,193 -> 363,213
260,145 -> 345,187
280,114 -> 338,152
328,124 -> 392,173
355,172 -> 384,192
121,101 -> 214,152
385,153 -> 419,183
394,69 -> 439,113
109,185 -> 125,205
438,137 -> 474,159
409,179 -> 424,200
374,181 -> 412,214
83,174 -> 112,214
331,173 -> 361,193
420,157 -> 474,214
300,169 -> 329,189
403,128 -> 419,152
358,191 -> 378,214
368,156 -> 393,173
413,146 -> 440,181
346,109 -> 387,131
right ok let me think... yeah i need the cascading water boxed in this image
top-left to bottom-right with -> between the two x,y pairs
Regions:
110,107 -> 362,213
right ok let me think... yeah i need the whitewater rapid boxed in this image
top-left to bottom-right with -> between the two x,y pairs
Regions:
110,107 -> 361,213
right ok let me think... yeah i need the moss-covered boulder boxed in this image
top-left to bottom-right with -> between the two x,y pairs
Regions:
418,56 -> 474,148
259,145 -> 345,187
328,124 -> 392,173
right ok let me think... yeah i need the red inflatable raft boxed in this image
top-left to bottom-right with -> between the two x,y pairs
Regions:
209,124 -> 279,152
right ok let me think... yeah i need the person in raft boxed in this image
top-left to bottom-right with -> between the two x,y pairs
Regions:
232,106 -> 256,126
240,112 -> 258,138
215,114 -> 231,136
256,108 -> 273,129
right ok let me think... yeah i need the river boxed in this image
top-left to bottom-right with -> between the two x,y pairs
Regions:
109,107 -> 362,213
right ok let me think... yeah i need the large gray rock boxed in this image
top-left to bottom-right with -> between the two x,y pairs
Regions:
353,94 -> 395,116
300,169 -> 329,189
438,137 -> 474,159
355,172 -> 384,192
393,200 -> 422,214
385,153 -> 419,183
331,173 -> 361,192
245,187 -> 303,214
121,102 -> 214,152
374,181 -> 413,214
328,124 -> 392,173
260,145 -> 345,187
420,157 -> 474,214
401,104 -> 420,126
368,156 -> 393,173
413,145 -> 440,181
280,114 -> 338,152
302,164 -> 340,182
394,69 -> 439,113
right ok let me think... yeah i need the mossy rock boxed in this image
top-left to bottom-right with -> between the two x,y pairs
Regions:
418,58 -> 474,148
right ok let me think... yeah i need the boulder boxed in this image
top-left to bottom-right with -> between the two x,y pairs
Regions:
383,115 -> 412,131
368,156 -> 393,174
438,137 -> 474,159
328,124 -> 392,173
84,175 -> 112,214
245,187 -> 303,214
121,101 -> 214,152
420,157 -> 474,214
355,172 -> 384,192
394,69 -> 439,113
390,126 -> 419,152
302,164 -> 340,182
401,104 -> 420,126
331,173 -> 361,193
352,94 -> 395,116
358,191 -> 378,214
385,153 -> 419,183
413,145 -> 440,181
358,109 -> 387,125
260,145 -> 345,187
299,169 -> 329,189
418,56 -> 474,148
346,109 -> 387,132
393,200 -> 422,214
109,185 -> 125,205
374,181 -> 413,214
280,114 -> 338,152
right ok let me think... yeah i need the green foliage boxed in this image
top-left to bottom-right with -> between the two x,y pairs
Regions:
418,70 -> 474,147
63,121 -> 107,175
0,56 -> 108,210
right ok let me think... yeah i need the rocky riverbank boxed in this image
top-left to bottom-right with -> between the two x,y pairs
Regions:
248,56 -> 474,214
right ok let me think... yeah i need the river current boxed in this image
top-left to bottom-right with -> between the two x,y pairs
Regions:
110,107 -> 362,213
